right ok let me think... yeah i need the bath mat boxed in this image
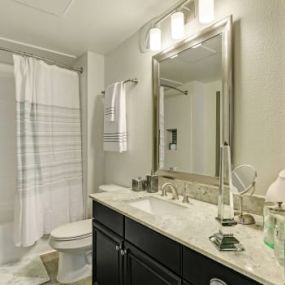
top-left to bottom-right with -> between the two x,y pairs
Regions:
0,255 -> 50,285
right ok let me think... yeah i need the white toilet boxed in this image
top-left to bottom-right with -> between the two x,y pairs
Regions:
49,218 -> 92,284
48,185 -> 122,283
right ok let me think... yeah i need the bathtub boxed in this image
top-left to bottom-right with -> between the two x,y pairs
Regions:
0,205 -> 25,265
0,204 -> 51,265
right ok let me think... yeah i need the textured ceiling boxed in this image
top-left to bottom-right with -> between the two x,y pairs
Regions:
12,0 -> 74,16
0,0 -> 178,56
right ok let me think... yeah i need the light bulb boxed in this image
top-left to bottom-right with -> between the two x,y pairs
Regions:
149,28 -> 161,51
199,0 -> 214,24
171,12 -> 185,40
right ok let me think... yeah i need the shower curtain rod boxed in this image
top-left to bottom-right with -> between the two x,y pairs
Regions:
0,46 -> 83,74
161,84 -> 188,95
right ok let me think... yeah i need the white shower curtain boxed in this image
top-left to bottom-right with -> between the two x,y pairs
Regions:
13,55 -> 83,247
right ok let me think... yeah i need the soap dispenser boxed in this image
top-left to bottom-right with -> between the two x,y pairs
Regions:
146,170 -> 158,193
264,169 -> 285,264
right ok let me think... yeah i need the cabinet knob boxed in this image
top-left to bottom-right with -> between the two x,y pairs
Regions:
120,249 -> 128,256
115,245 -> 120,251
210,278 -> 228,285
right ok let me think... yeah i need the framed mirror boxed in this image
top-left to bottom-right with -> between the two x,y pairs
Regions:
153,16 -> 233,185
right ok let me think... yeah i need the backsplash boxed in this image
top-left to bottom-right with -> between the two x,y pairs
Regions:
159,177 -> 265,216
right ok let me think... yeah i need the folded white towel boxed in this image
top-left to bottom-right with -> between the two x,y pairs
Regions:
104,82 -> 121,122
104,82 -> 127,152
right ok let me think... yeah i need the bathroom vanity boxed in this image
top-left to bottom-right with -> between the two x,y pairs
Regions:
90,187 -> 284,285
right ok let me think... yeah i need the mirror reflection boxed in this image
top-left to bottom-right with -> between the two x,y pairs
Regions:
158,34 -> 222,177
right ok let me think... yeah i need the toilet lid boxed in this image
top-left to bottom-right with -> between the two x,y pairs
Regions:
99,184 -> 130,192
51,219 -> 92,241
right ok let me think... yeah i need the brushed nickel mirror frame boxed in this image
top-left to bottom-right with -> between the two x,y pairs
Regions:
152,16 -> 233,186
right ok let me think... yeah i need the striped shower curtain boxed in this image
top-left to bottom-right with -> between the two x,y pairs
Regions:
13,55 -> 83,247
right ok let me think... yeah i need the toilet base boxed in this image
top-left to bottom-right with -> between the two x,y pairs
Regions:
57,251 -> 91,284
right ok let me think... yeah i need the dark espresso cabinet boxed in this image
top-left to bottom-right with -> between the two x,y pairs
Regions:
92,200 -> 261,285
92,222 -> 124,285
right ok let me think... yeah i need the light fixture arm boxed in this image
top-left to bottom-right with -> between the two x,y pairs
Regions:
153,0 -> 193,27
139,0 -> 196,53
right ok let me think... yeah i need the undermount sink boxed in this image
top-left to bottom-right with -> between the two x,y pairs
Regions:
128,197 -> 186,215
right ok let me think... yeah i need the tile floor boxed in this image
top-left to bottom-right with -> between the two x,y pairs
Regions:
41,252 -> 91,285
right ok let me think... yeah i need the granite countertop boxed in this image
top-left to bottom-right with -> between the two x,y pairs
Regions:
90,185 -> 284,285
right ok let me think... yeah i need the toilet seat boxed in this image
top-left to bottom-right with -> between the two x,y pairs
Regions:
49,219 -> 92,252
51,219 -> 92,241
50,235 -> 92,252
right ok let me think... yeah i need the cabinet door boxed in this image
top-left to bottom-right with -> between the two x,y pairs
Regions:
125,242 -> 181,285
93,222 -> 123,285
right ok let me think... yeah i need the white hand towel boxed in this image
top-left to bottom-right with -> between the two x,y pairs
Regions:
104,82 -> 127,152
104,82 -> 121,122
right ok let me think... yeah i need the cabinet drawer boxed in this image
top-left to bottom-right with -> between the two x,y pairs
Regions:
183,247 -> 261,285
125,217 -> 181,275
93,201 -> 124,237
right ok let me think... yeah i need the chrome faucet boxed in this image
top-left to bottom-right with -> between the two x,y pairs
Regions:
161,182 -> 179,200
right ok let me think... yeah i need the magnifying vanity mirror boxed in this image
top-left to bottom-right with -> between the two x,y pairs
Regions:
153,16 -> 233,185
232,165 -> 257,225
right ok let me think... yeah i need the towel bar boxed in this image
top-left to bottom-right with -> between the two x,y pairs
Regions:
101,78 -> 139,95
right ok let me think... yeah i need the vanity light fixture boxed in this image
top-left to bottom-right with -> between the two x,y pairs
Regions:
199,0 -> 214,24
140,0 -> 195,52
171,11 -> 185,40
149,27 -> 162,51
141,0 -> 198,53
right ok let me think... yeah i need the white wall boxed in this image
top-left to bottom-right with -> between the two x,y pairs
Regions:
0,63 -> 16,223
75,51 -> 104,216
214,0 -> 285,195
104,0 -> 285,195
104,34 -> 153,187
86,52 -> 105,210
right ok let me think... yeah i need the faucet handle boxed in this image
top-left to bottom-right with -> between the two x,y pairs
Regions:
182,183 -> 190,204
